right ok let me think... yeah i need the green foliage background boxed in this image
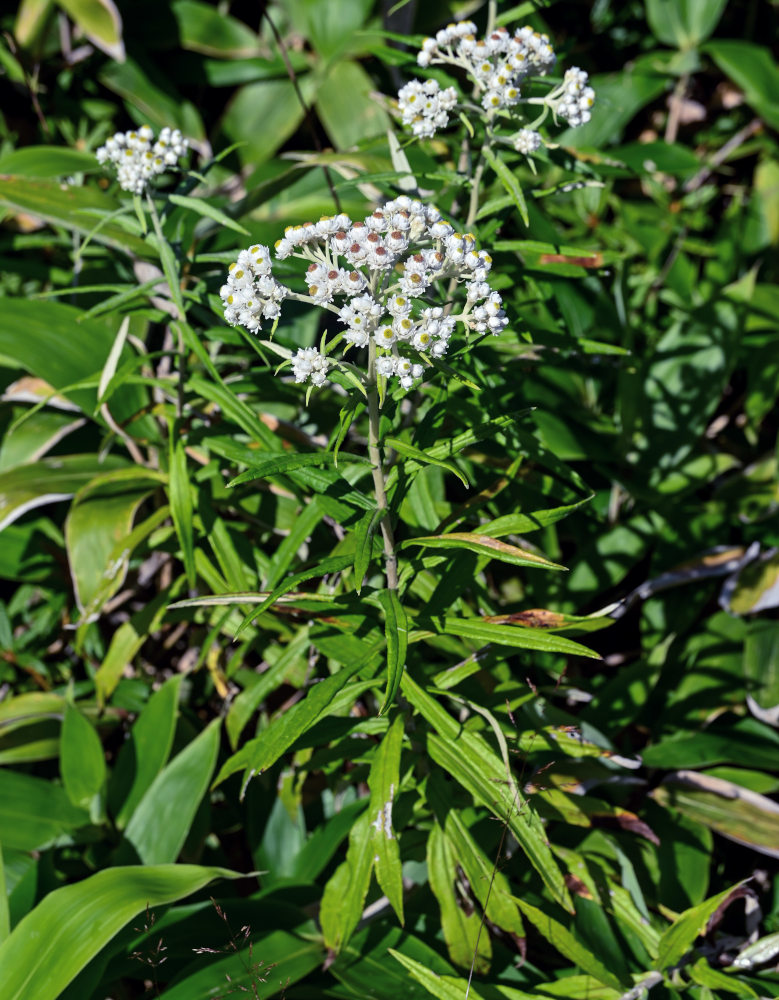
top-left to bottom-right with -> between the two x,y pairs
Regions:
0,0 -> 778,997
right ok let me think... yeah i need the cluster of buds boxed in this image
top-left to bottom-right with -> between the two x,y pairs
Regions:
396,20 -> 595,154
221,196 -> 509,394
96,125 -> 189,194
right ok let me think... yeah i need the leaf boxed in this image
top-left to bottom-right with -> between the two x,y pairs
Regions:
368,713 -> 404,923
213,652 -> 375,790
60,704 -> 106,810
0,146 -> 99,177
55,0 -> 125,61
0,454 -> 127,533
472,498 -> 591,536
170,0 -> 259,58
432,616 -> 600,658
228,451 -> 367,488
646,0 -> 727,49
167,192 -> 250,235
65,482 -> 154,614
99,59 -> 203,138
402,674 -> 572,910
123,718 -> 221,864
222,77 -> 314,167
320,811 -> 374,952
705,41 -> 779,132
353,507 -> 381,593
315,60 -> 390,150
0,769 -> 88,851
0,864 -> 241,1000
169,433 -> 196,587
385,437 -> 468,487
515,899 -> 628,991
0,298 -> 149,417
656,881 -> 750,971
652,771 -> 779,860
378,590 -> 407,715
400,532 -> 565,570
109,675 -> 182,828
482,145 -> 529,226
428,822 -> 490,971
389,951 -> 489,1000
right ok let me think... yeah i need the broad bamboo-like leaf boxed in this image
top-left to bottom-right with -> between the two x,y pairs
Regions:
56,0 -> 125,61
652,771 -> 779,859
0,146 -> 99,177
170,0 -> 260,58
400,532 -> 565,570
109,675 -> 182,828
0,180 -> 147,255
123,718 -> 221,864
60,704 -> 106,810
0,768 -> 88,851
368,713 -> 404,924
0,454 -> 127,533
0,864 -> 242,1000
378,589 -> 408,715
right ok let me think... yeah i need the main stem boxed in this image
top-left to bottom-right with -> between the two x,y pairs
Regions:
367,346 -> 398,591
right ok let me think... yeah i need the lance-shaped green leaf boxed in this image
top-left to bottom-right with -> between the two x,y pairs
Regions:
402,673 -> 572,910
389,950 -> 491,1000
400,532 -> 565,570
515,899 -> 628,991
320,811 -> 374,952
167,192 -> 250,235
430,617 -> 600,658
428,821 -> 490,971
655,880 -> 751,972
228,451 -> 368,487
377,589 -> 408,715
169,433 -> 195,587
368,713 -> 405,924
385,437 -> 469,487
123,717 -> 221,864
472,498 -> 592,537
353,507 -> 381,593
0,863 -> 242,1000
483,145 -> 529,226
0,146 -> 99,177
213,652 -> 376,790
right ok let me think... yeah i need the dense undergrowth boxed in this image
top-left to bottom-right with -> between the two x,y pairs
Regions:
0,1 -> 778,998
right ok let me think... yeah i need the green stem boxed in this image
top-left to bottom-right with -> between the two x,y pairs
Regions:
146,193 -> 186,418
367,345 -> 398,591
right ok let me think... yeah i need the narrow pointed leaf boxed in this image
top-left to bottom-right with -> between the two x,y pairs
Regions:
368,713 -> 405,923
400,532 -> 565,570
378,589 -> 408,715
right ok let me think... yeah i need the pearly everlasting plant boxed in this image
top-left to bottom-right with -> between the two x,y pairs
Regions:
96,125 -> 189,194
397,21 -> 596,158
220,196 -> 508,395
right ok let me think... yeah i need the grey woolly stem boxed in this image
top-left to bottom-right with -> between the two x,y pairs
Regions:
367,345 -> 398,591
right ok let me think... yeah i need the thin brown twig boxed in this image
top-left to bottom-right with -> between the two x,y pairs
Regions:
261,8 -> 343,214
683,117 -> 762,193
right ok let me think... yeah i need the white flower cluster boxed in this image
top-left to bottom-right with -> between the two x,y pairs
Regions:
551,67 -> 596,127
219,244 -> 288,333
96,125 -> 189,194
513,128 -> 542,155
397,79 -> 458,138
221,196 -> 509,393
397,20 -> 595,148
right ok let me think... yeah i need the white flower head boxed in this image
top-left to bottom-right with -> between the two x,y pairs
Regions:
96,125 -> 189,194
223,201 -> 509,394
